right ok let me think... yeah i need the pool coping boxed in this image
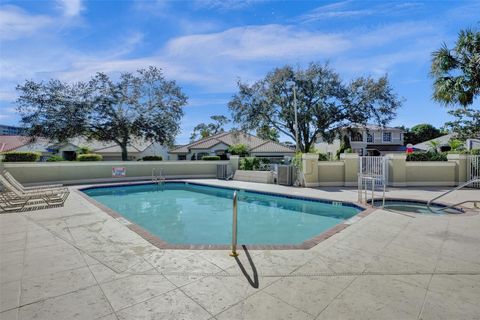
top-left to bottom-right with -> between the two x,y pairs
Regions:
75,180 -> 374,250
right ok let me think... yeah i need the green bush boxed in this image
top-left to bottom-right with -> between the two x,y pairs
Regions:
77,153 -> 103,161
471,149 -> 480,155
201,156 -> 221,161
2,151 -> 40,162
46,155 -> 64,162
142,156 -> 163,161
318,153 -> 329,161
239,157 -> 261,170
228,144 -> 249,156
406,151 -> 447,161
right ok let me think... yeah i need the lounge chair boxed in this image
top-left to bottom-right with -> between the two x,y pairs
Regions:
2,170 -> 63,192
0,175 -> 69,212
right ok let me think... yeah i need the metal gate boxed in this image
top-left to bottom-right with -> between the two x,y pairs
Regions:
467,155 -> 480,188
359,156 -> 388,187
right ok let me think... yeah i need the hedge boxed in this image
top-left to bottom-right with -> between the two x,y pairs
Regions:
46,155 -> 64,162
142,156 -> 163,161
471,149 -> 480,155
77,153 -> 103,161
201,156 -> 221,161
2,151 -> 40,162
406,151 -> 447,161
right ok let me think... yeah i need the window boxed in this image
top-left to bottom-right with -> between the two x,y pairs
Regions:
351,132 -> 363,142
382,132 -> 392,142
178,155 -> 187,160
367,133 -> 374,143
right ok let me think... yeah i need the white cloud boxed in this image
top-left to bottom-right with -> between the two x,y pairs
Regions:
0,5 -> 52,40
56,0 -> 84,17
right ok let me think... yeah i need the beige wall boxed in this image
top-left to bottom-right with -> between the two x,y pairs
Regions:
405,162 -> 456,186
318,162 -> 345,186
3,161 -> 229,185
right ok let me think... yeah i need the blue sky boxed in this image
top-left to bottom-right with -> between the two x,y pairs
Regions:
0,0 -> 479,144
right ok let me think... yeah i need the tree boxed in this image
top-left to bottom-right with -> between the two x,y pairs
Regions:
16,67 -> 188,161
190,115 -> 230,141
227,143 -> 249,157
403,124 -> 443,145
431,28 -> 480,140
256,125 -> 280,142
229,63 -> 402,152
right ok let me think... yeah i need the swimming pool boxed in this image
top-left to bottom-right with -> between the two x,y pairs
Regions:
82,182 -> 362,246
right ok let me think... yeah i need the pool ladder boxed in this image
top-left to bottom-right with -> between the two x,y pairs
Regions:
229,191 -> 239,257
152,168 -> 165,184
358,173 -> 386,207
427,177 -> 480,211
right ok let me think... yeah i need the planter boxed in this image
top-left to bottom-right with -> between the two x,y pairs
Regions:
233,170 -> 274,184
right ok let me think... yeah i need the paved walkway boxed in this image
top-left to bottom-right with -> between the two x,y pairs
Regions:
1,180 -> 479,319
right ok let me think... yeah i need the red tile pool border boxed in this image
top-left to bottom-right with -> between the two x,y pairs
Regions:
74,181 -> 376,250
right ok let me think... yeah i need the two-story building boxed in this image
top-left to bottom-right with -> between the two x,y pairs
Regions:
315,124 -> 407,156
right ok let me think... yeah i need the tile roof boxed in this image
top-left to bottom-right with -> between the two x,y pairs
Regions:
169,131 -> 294,154
0,135 -> 33,152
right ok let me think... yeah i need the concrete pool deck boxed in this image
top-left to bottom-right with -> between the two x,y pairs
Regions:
1,180 -> 479,319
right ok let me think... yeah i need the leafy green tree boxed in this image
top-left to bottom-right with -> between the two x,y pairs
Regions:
403,124 -> 443,145
16,67 -> 187,161
190,115 -> 230,141
431,28 -> 480,140
256,125 -> 280,142
229,63 -> 402,152
227,143 -> 249,156
448,139 -> 464,151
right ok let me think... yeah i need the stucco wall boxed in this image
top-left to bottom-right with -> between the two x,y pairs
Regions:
3,161 -> 229,185
318,162 -> 345,186
405,162 -> 456,186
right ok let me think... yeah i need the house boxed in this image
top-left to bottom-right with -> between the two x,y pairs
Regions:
315,124 -> 406,156
0,124 -> 23,136
413,134 -> 454,152
414,134 -> 480,152
0,136 -> 169,161
169,131 -> 295,160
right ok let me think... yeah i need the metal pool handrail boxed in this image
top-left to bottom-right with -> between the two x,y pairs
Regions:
229,191 -> 239,257
427,177 -> 480,209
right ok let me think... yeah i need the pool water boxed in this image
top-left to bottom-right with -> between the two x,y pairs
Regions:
82,182 -> 361,245
374,200 -> 463,215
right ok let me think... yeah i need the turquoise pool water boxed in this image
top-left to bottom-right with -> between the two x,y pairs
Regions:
82,182 -> 361,245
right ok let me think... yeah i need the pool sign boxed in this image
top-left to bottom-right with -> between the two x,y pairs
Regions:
112,167 -> 126,177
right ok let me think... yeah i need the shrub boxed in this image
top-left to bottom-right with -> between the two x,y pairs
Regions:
202,156 -> 221,161
46,155 -> 64,162
228,144 -> 249,156
471,149 -> 480,155
407,151 -> 447,161
239,157 -> 261,170
318,153 -> 329,161
142,156 -> 163,161
77,153 -> 103,161
2,151 -> 40,162
78,146 -> 92,154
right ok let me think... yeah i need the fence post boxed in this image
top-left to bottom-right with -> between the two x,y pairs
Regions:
302,153 -> 320,187
229,155 -> 240,172
340,153 -> 359,187
447,154 -> 468,185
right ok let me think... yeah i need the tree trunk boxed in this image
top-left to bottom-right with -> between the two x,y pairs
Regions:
120,143 -> 128,161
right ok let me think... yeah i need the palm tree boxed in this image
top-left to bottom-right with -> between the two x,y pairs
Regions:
448,139 -> 464,151
431,29 -> 480,107
426,140 -> 440,153
431,28 -> 480,140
